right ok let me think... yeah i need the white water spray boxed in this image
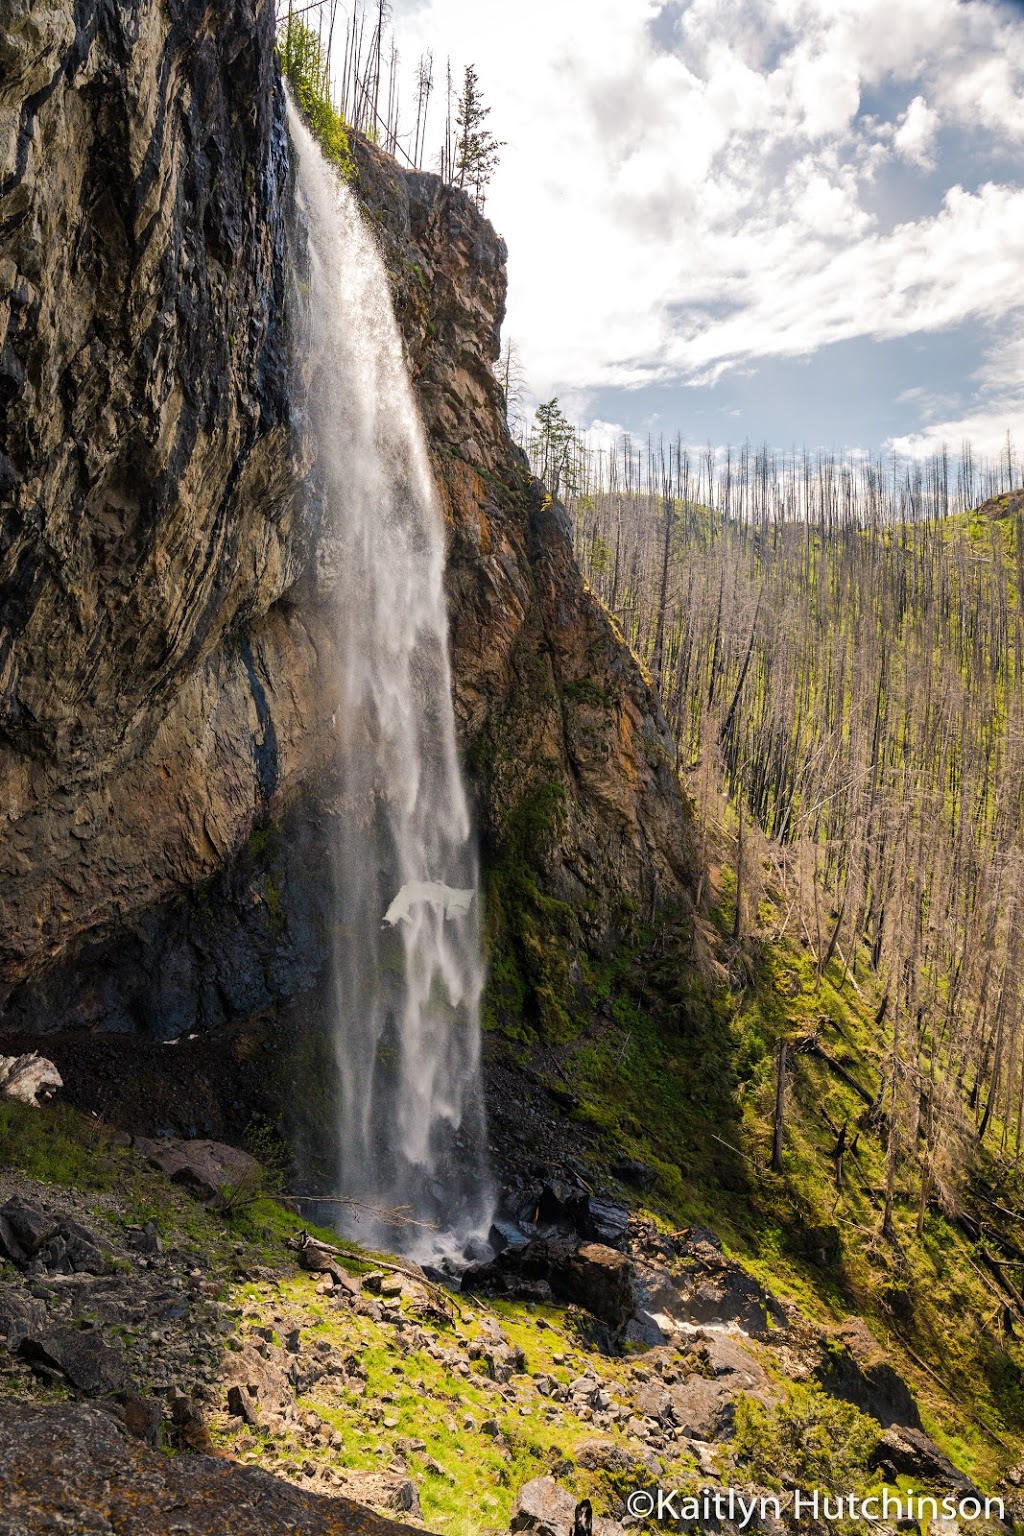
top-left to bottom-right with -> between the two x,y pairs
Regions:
287,102 -> 492,1257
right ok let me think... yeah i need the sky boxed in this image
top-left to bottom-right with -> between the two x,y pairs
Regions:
372,0 -> 1024,461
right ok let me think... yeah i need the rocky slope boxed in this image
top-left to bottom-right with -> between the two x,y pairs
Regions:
0,1114 -> 1001,1536
0,0 -> 693,1059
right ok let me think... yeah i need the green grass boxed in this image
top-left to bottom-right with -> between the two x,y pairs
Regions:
222,1275 -> 689,1535
0,1101 -> 132,1192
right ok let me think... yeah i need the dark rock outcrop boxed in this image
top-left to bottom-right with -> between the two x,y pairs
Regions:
0,1400 -> 432,1536
0,0 -> 334,1028
815,1318 -> 922,1430
462,1236 -> 635,1336
870,1425 -> 979,1497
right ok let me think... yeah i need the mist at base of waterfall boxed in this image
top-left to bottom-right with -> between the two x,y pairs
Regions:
287,99 -> 493,1262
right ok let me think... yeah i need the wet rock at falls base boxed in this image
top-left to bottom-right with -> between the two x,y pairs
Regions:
462,1237 -> 635,1336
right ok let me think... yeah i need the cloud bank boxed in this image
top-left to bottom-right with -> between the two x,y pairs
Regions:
389,0 -> 1024,455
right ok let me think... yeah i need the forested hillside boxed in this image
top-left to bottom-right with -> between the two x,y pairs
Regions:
562,435 -> 1024,1189
516,419 -> 1024,1466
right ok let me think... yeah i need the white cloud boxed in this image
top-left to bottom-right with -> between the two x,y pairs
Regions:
381,0 -> 1024,453
889,322 -> 1024,459
893,95 -> 939,168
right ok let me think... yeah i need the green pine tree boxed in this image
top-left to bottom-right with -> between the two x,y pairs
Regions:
453,66 -> 503,206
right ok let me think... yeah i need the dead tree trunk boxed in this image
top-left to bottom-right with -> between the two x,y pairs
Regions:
771,1040 -> 788,1172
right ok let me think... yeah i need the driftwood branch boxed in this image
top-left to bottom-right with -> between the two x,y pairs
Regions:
286,1230 -> 461,1323
280,1194 -> 439,1232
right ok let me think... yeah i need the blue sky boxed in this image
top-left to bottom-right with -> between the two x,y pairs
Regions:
379,0 -> 1024,461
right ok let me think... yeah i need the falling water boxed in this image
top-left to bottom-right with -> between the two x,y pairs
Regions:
287,101 -> 492,1258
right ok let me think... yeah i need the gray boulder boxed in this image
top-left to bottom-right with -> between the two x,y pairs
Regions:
18,1327 -> 131,1395
463,1237 -> 634,1335
511,1478 -> 622,1536
133,1137 -> 258,1204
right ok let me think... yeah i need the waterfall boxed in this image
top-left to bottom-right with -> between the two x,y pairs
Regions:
287,101 -> 492,1259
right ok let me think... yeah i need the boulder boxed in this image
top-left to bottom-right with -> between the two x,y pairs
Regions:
573,1197 -> 630,1246
18,1327 -> 131,1396
221,1338 -> 294,1424
511,1478 -> 622,1536
666,1334 -> 776,1439
511,1478 -> 578,1536
575,1438 -> 661,1479
870,1427 -> 977,1496
468,1327 -> 527,1383
338,1470 -> 422,1519
0,1053 -> 62,1105
627,1258 -> 692,1346
133,1137 -> 258,1204
611,1159 -> 657,1192
633,1382 -> 674,1423
816,1319 -> 922,1429
463,1237 -> 634,1335
0,1291 -> 46,1351
0,1199 -> 59,1260
227,1384 -> 261,1428
0,1200 -> 108,1274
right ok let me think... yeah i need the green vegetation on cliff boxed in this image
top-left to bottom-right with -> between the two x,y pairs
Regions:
280,16 -> 353,177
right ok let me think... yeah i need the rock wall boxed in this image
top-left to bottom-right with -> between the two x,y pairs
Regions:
0,0 -> 694,1045
0,0 -> 339,1024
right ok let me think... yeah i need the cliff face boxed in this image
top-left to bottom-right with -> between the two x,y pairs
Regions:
0,0 -> 694,1045
0,0 -> 338,1025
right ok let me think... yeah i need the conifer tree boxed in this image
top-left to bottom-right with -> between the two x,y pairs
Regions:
453,65 -> 503,205
534,399 -> 577,499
